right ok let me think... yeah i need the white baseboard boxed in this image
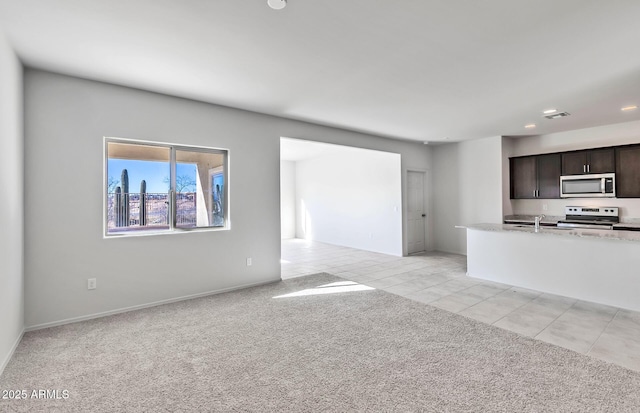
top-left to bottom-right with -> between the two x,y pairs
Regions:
0,328 -> 25,378
435,248 -> 467,256
25,278 -> 280,332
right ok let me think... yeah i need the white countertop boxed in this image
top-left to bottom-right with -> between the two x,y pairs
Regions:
463,223 -> 640,243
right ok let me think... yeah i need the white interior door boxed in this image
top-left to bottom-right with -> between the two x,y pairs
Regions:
407,171 -> 426,254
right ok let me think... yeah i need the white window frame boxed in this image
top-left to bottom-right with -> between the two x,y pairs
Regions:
103,137 -> 229,237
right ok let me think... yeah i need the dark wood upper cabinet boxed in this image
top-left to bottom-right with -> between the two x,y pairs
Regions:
510,143 -> 640,199
511,156 -> 537,199
537,153 -> 562,199
616,145 -> 640,198
588,148 -> 615,173
561,148 -> 614,175
510,154 -> 561,199
561,151 -> 587,175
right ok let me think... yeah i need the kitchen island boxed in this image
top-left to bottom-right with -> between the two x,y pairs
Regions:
464,224 -> 640,312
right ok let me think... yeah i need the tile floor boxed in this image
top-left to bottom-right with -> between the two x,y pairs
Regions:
281,238 -> 640,372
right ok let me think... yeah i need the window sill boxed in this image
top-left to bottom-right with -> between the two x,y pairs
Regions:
103,226 -> 230,239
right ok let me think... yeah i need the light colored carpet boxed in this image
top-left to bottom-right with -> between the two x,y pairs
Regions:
2,273 -> 640,412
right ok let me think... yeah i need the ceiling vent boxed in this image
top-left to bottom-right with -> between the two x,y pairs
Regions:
544,111 -> 570,119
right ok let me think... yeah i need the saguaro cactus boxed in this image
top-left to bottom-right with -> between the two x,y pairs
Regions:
114,186 -> 122,227
140,180 -> 147,226
121,169 -> 130,226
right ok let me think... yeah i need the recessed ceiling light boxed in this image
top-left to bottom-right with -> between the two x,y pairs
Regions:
524,124 -> 536,129
621,105 -> 638,112
423,141 -> 429,145
267,0 -> 287,10
543,109 -> 557,114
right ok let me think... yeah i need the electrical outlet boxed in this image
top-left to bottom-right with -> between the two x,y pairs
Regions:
87,278 -> 97,290
543,204 -> 548,211
369,233 -> 374,239
246,258 -> 252,266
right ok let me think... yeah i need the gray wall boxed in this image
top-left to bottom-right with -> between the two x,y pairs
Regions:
0,32 -> 24,374
280,160 -> 296,239
432,136 -> 504,254
24,70 -> 432,328
295,149 -> 403,256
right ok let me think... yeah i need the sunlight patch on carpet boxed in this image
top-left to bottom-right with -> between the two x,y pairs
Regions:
273,281 -> 375,298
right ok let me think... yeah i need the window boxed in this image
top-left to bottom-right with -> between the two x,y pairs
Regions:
105,139 -> 228,236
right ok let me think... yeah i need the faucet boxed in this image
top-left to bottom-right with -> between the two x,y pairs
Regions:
534,214 -> 546,231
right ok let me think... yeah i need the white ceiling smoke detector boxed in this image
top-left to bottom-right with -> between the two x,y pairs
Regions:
268,0 -> 287,10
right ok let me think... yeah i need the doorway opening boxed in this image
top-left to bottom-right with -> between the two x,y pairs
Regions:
280,137 -> 403,257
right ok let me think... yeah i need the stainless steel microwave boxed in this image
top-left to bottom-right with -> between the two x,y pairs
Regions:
560,173 -> 615,198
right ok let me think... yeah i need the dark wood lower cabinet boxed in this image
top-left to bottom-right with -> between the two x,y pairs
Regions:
616,145 -> 640,198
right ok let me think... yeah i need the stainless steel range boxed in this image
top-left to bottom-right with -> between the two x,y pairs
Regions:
557,206 -> 619,229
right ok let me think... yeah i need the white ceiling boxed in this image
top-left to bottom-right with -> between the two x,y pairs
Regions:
1,0 -> 640,143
